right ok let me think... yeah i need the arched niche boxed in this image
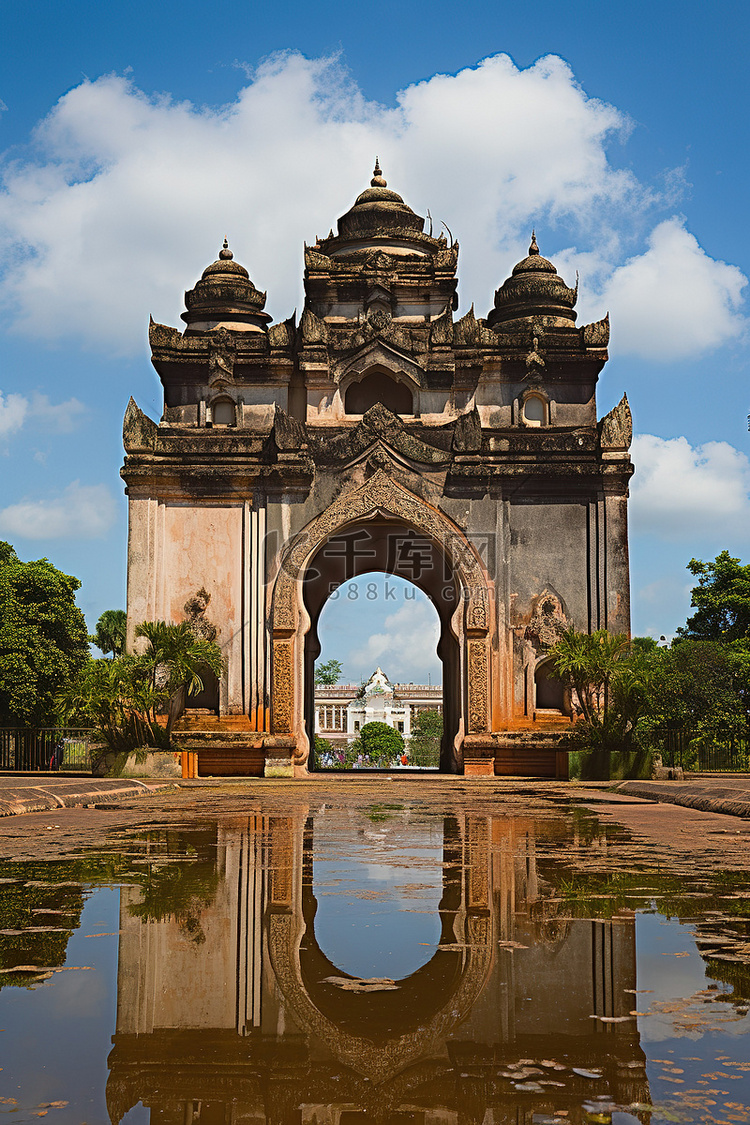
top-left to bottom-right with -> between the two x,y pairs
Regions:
534,657 -> 568,713
345,369 -> 414,415
211,397 -> 236,426
187,664 -> 220,713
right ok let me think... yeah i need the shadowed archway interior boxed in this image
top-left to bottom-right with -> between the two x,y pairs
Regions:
345,371 -> 413,415
303,519 -> 460,771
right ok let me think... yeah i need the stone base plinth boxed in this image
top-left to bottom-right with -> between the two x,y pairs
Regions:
177,732 -> 265,777
464,758 -> 495,777
119,751 -> 182,778
492,731 -> 569,779
264,757 -> 295,778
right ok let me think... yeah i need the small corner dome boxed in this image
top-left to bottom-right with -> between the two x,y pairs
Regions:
181,239 -> 272,334
487,232 -> 578,329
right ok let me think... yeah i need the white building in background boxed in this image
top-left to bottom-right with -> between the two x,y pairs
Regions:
314,668 -> 442,747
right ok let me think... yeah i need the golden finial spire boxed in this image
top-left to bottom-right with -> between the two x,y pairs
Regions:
371,157 -> 387,187
219,237 -> 233,261
529,230 -> 539,256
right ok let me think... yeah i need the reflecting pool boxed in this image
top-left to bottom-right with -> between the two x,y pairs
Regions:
1,801 -> 750,1123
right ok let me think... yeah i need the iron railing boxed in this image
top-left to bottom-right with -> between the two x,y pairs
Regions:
0,728 -> 96,772
660,728 -> 750,773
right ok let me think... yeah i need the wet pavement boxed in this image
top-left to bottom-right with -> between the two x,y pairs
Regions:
0,782 -> 749,1123
0,775 -> 167,817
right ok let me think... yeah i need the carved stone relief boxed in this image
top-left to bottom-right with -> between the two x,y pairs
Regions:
468,639 -> 488,733
207,328 -> 236,385
272,641 -> 293,734
272,471 -> 489,633
524,592 -> 568,652
183,586 -> 218,642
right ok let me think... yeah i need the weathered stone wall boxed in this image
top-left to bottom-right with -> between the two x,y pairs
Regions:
121,173 -> 633,773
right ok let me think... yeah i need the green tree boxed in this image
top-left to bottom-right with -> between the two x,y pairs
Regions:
550,627 -> 632,728
548,627 -> 653,778
349,721 -> 404,767
678,551 -> 750,643
408,708 -> 443,767
0,541 -> 89,726
640,639 -> 750,747
58,620 -> 224,754
91,609 -> 127,657
315,658 -> 343,685
57,656 -> 153,756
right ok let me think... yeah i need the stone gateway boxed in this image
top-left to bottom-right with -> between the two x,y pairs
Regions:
121,162 -> 633,778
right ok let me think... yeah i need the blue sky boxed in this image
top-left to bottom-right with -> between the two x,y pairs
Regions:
1,1 -> 749,682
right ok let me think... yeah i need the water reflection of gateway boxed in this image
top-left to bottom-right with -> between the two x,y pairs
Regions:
107,813 -> 650,1123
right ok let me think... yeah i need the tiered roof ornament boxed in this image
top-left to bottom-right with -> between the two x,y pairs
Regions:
487,232 -> 578,329
314,159 -> 446,259
182,238 -> 271,334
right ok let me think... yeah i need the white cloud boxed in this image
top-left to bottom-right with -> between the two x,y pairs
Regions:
0,389 -> 86,441
0,390 -> 27,437
599,218 -> 747,360
0,54 -> 742,362
0,52 -> 656,354
29,393 -> 87,432
347,598 -> 441,682
0,481 -> 117,539
631,433 -> 750,540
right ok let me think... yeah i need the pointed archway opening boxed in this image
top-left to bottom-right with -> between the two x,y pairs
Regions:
312,573 -> 443,770
301,519 -> 461,773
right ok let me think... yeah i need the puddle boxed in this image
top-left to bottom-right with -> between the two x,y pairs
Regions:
0,804 -> 749,1123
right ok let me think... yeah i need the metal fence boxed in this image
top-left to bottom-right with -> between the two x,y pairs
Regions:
660,728 -> 750,773
0,728 -> 96,772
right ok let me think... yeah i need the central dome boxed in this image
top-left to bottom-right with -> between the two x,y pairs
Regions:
319,160 -> 435,258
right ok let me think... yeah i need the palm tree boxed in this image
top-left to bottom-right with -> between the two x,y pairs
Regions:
550,627 -> 631,727
91,609 -> 127,657
134,621 -> 224,745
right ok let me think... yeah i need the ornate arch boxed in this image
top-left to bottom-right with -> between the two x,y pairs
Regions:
273,470 -> 489,631
267,911 -> 493,1083
265,813 -> 495,1083
269,470 -> 494,764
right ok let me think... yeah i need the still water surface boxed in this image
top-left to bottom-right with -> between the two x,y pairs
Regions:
1,801 -> 749,1124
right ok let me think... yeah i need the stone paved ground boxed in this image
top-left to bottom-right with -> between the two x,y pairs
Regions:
1,774 -> 750,870
617,777 -> 750,818
0,774 -> 167,817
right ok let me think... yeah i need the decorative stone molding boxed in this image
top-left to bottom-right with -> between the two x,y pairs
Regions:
272,471 -> 490,633
334,340 -> 425,389
272,642 -> 293,734
123,398 -> 157,453
582,312 -> 610,349
599,392 -> 632,451
468,639 -> 488,733
300,307 -> 328,344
